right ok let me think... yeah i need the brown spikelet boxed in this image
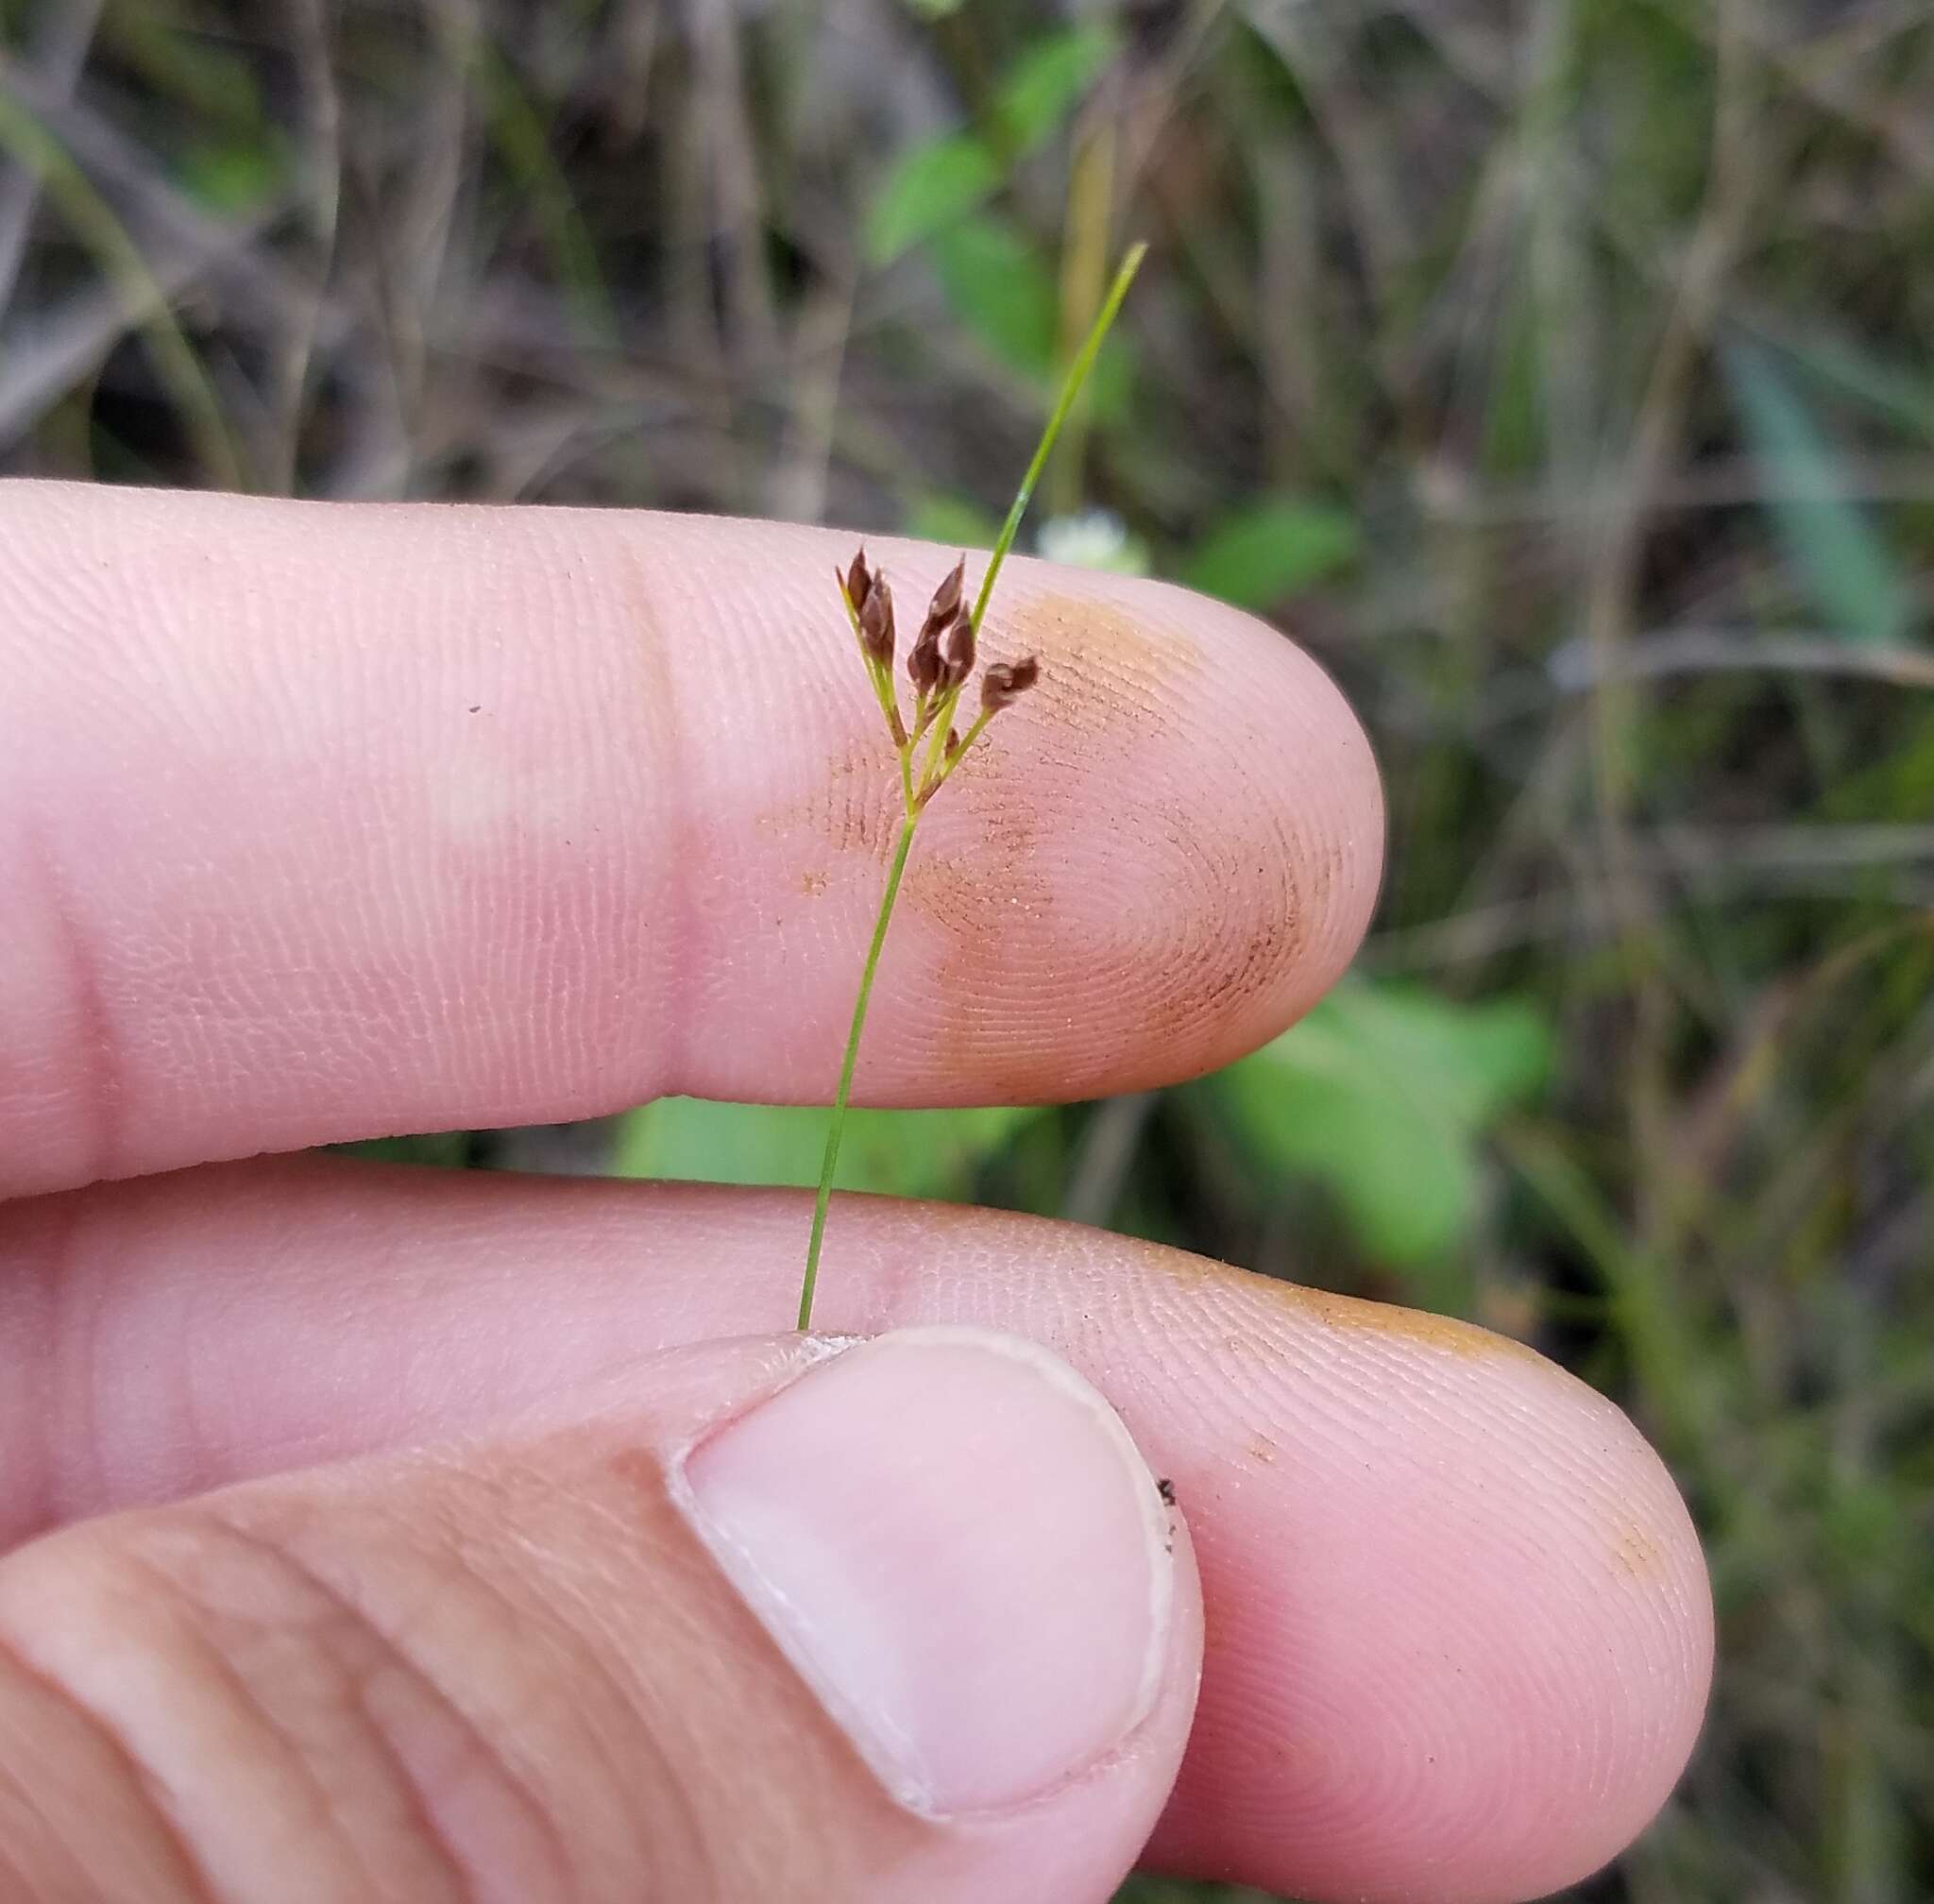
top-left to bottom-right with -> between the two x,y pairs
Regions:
909,558 -> 964,689
858,572 -> 895,668
940,608 -> 976,689
843,547 -> 873,614
926,555 -> 966,626
908,619 -> 943,697
980,654 -> 1040,712
945,724 -> 961,759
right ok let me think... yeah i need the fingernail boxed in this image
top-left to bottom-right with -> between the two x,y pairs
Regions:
674,1324 -> 1174,1816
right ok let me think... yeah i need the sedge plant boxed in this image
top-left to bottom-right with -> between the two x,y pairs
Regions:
796,240 -> 1146,1330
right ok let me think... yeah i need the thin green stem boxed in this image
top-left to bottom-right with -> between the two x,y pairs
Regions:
798,238 -> 1146,1330
917,681 -> 963,790
797,815 -> 920,1331
967,240 -> 1146,635
933,706 -> 996,792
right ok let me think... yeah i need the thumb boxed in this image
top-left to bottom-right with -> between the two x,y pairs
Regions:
0,1325 -> 1201,1903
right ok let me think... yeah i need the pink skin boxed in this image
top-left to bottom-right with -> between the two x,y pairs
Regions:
0,483 -> 1711,1902
2,483 -> 1380,1194
3,1164 -> 1712,1903
3,1327 -> 1209,1904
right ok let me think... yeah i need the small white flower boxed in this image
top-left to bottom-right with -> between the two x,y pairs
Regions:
1035,508 -> 1149,576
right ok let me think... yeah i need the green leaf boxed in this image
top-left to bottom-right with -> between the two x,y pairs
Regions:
1203,980 -> 1552,1267
612,1099 -> 1044,1202
930,213 -> 1059,376
927,213 -> 1134,418
1725,341 -> 1914,646
992,24 -> 1118,154
866,132 -> 1000,264
1179,496 -> 1360,607
865,27 -> 1113,267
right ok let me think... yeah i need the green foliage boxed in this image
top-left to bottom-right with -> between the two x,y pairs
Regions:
613,1099 -> 1042,1202
928,214 -> 1134,415
1725,343 -> 1915,646
867,25 -> 1114,264
990,23 -> 1117,153
930,214 -> 1058,373
1203,980 -> 1552,1270
1179,496 -> 1360,608
866,134 -> 1002,264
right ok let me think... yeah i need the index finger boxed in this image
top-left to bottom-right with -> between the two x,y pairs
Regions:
0,481 -> 1382,1197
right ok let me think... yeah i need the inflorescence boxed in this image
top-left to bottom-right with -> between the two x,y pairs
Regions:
797,237 -> 1145,1332
838,546 -> 1039,821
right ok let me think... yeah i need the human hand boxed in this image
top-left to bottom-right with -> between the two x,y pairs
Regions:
0,482 -> 1711,1902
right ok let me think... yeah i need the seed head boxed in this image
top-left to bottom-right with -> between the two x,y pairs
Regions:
945,724 -> 961,759
908,620 -> 943,697
858,571 -> 895,668
925,555 -> 966,626
940,608 -> 976,689
908,558 -> 964,696
980,654 -> 1040,713
843,546 -> 874,615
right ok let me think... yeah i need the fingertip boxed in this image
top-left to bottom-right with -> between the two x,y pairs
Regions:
1,486 -> 1383,1182
1145,1282 -> 1713,1902
4,1161 -> 1710,1900
1012,560 -> 1385,1032
0,1323 -> 1205,1904
838,550 -> 1385,1103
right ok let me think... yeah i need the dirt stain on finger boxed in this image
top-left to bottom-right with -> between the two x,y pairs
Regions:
1612,1518 -> 1668,1580
763,584 -> 1329,1100
760,735 -> 901,864
900,591 -> 1317,1097
992,590 -> 1203,747
1273,1284 -> 1542,1363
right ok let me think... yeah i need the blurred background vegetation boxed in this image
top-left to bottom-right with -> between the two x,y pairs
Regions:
3,0 -> 1929,1896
